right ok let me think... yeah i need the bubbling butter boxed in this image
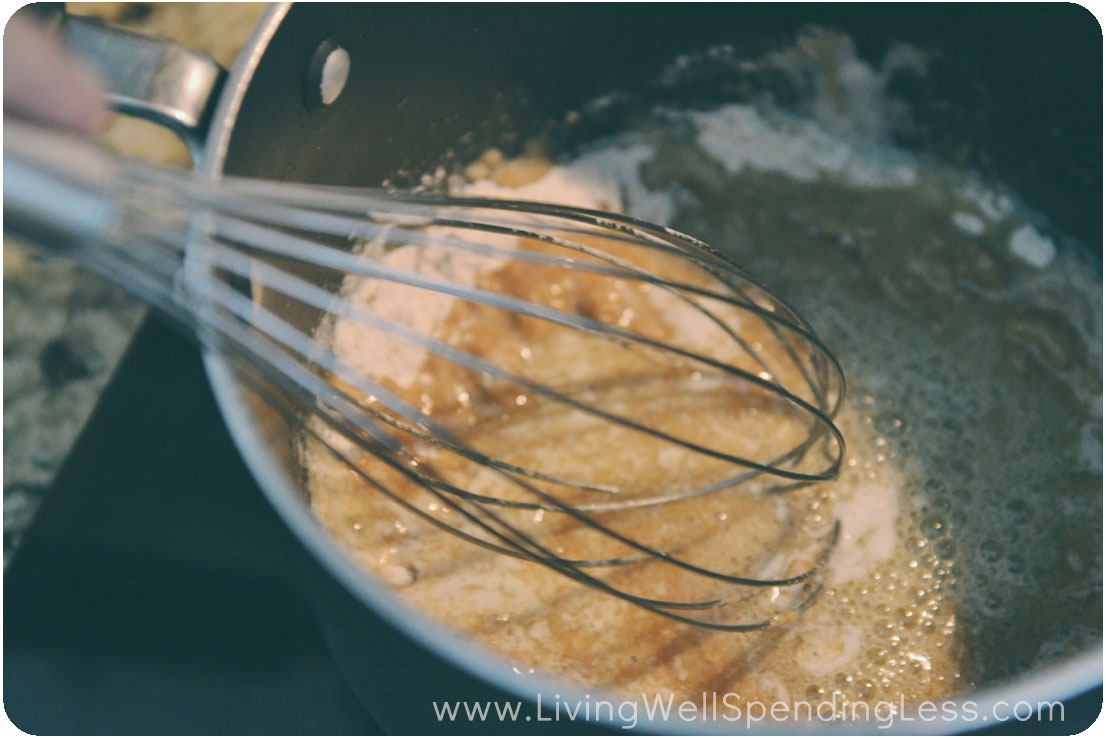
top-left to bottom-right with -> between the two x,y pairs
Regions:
303,207 -> 964,709
303,26 -> 1100,720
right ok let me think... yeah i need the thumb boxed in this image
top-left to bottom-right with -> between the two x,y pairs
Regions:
4,12 -> 107,132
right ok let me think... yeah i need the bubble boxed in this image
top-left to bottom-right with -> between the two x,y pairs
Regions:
921,515 -> 946,538
875,414 -> 906,437
1004,555 -> 1027,577
923,479 -> 946,497
1005,498 -> 1031,526
933,537 -> 957,559
978,539 -> 1003,565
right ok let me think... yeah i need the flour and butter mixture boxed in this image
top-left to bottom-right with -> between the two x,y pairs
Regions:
302,29 -> 1101,714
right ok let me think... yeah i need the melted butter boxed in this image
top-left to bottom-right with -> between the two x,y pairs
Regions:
304,231 -> 967,706
303,35 -> 1100,707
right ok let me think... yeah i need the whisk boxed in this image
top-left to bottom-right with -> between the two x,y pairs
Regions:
5,121 -> 845,631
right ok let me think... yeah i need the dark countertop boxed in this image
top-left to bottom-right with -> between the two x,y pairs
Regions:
3,2 -> 267,565
4,316 -> 381,734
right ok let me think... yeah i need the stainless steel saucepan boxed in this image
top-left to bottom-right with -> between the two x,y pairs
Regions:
49,3 -> 1101,732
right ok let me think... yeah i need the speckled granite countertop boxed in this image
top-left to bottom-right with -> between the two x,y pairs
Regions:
3,2 -> 268,563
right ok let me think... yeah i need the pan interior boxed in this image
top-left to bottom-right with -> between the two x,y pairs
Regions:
213,3 -> 1101,724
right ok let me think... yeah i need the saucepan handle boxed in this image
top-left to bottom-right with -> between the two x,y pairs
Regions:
58,13 -> 226,157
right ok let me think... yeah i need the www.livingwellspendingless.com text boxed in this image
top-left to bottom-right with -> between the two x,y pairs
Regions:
432,691 -> 1066,730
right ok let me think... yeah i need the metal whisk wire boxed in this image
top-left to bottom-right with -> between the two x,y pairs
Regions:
5,126 -> 846,630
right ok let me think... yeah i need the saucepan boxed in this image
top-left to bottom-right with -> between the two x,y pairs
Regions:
53,2 -> 1100,732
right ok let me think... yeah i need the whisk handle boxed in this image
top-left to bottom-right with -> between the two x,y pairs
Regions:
3,119 -> 119,251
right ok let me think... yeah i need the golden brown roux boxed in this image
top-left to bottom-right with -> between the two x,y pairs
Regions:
303,229 -> 966,712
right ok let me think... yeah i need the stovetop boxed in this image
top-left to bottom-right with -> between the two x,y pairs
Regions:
4,317 -> 1099,734
4,317 -> 380,734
